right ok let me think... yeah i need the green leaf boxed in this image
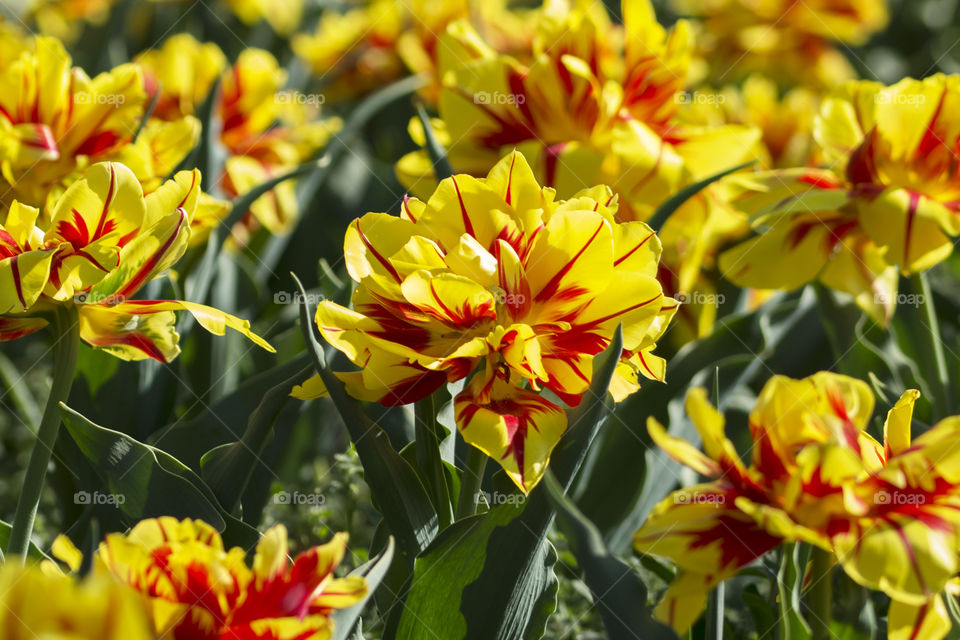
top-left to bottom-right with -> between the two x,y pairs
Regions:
150,354 -> 312,468
393,505 -> 558,640
293,274 -> 438,560
331,537 -> 396,640
778,543 -> 812,640
200,363 -> 314,512
416,103 -> 453,181
60,404 -> 225,529
543,472 -> 676,640
742,584 -> 777,635
646,161 -> 755,232
0,520 -> 51,564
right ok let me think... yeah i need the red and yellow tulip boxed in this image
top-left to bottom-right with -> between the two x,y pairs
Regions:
0,561 -> 155,640
294,151 -> 676,492
395,0 -> 761,340
95,517 -> 366,640
0,34 -> 201,216
720,74 -> 960,324
137,37 -> 342,241
673,0 -> 888,89
292,0 -> 538,102
635,372 -> 960,639
0,161 -> 273,361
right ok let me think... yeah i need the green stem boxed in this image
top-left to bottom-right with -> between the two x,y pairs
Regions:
8,304 -> 80,560
456,445 -> 487,519
414,393 -> 452,528
808,547 -> 833,640
912,272 -> 952,417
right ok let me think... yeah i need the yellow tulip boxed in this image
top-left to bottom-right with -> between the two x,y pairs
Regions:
137,37 -> 342,240
0,161 -> 274,361
395,0 -> 762,341
0,561 -> 155,639
295,151 -> 676,492
720,74 -> 960,325
636,372 -> 960,639
673,0 -> 888,89
95,517 -> 366,639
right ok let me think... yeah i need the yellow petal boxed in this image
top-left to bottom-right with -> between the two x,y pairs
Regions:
454,376 -> 567,493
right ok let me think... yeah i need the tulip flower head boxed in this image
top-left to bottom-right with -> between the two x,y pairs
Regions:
720,74 -> 960,324
296,151 -> 676,492
96,517 -> 366,639
0,161 -> 273,361
635,372 -> 960,638
0,561 -> 155,640
0,35 -> 189,210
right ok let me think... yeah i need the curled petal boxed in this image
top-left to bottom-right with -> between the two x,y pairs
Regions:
885,389 -> 920,459
77,304 -> 180,363
887,597 -> 950,640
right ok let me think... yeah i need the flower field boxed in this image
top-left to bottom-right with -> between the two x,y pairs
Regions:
1,0 -> 960,638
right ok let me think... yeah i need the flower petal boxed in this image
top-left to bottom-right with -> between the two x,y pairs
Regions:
454,377 -> 567,493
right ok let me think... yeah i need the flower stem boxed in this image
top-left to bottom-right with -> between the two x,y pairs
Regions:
456,445 -> 487,519
7,304 -> 80,561
912,272 -> 952,417
808,547 -> 833,640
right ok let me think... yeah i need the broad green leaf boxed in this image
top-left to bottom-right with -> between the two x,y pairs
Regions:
150,353 -> 312,467
200,360 -> 313,512
60,404 -> 225,529
393,505 -> 558,640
